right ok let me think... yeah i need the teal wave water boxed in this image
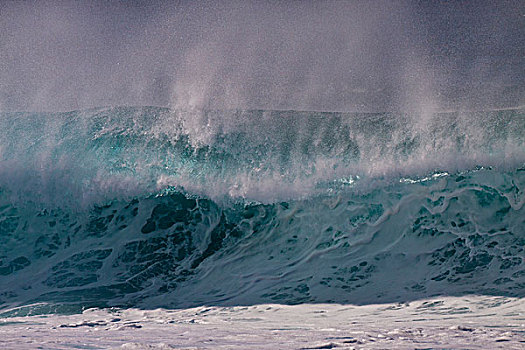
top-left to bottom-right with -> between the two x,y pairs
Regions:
0,107 -> 524,314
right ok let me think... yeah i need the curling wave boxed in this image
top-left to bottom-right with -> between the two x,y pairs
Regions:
0,107 -> 523,313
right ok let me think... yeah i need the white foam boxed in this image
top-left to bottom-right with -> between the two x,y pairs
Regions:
1,296 -> 523,349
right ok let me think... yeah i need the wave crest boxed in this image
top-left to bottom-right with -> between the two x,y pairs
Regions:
0,106 -> 523,205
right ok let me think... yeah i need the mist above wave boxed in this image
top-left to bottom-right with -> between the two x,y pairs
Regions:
0,106 -> 523,206
2,2 -> 523,113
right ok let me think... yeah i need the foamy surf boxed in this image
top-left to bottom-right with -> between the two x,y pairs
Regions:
1,296 -> 523,349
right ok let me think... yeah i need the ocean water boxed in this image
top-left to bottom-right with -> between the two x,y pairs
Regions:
0,106 -> 523,317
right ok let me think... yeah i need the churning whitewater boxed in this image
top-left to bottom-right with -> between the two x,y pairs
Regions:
0,106 -> 524,315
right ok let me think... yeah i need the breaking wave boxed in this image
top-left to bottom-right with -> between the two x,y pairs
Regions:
0,106 -> 523,314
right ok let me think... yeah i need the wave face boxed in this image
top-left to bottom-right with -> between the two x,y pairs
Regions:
0,106 -> 524,312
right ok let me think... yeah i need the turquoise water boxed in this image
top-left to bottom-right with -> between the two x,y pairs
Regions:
0,107 -> 523,313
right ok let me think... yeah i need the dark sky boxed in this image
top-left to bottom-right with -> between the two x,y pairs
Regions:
0,1 -> 523,112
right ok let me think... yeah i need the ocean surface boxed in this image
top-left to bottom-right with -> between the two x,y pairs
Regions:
0,106 -> 523,317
